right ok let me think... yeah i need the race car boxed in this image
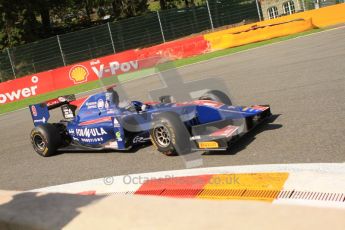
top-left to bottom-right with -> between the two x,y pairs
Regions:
29,87 -> 271,157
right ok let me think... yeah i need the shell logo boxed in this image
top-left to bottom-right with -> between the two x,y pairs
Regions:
69,65 -> 89,84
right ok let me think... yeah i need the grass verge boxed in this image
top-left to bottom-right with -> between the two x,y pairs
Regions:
0,28 -> 323,115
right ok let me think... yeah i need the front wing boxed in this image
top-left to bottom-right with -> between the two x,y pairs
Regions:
190,105 -> 272,151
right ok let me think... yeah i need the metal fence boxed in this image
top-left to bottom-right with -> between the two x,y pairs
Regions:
0,0 -> 341,82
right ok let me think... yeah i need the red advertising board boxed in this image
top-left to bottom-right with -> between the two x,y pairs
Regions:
139,36 -> 209,60
0,71 -> 55,104
0,35 -> 209,105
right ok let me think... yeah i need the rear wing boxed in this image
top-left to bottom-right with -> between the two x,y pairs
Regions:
29,95 -> 76,127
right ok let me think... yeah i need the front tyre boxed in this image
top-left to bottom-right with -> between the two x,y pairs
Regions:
30,124 -> 62,157
199,90 -> 232,105
150,112 -> 191,156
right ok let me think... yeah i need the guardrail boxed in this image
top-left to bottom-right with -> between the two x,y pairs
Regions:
0,0 -> 260,81
0,36 -> 209,105
1,3 -> 345,106
2,0 -> 342,82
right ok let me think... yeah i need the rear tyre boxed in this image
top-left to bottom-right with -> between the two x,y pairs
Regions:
150,112 -> 191,156
199,90 -> 232,105
30,124 -> 62,157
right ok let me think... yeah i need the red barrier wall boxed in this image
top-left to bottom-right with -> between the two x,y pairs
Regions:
0,35 -> 209,105
138,36 -> 210,60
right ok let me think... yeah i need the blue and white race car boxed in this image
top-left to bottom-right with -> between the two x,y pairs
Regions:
29,87 -> 271,157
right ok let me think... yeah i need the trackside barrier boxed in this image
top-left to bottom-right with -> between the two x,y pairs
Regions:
1,4 -> 345,106
205,18 -> 315,51
138,36 -> 209,60
0,36 -> 209,105
204,3 -> 345,51
0,53 -> 159,105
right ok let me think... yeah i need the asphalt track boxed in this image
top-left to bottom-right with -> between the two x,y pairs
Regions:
1,27 -> 345,190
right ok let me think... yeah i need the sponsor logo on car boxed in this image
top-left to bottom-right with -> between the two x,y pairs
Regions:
132,136 -> 149,144
0,76 -> 38,104
31,105 -> 37,117
198,141 -> 219,149
115,131 -> 122,141
46,96 -> 69,107
58,97 -> 67,102
69,65 -> 89,84
113,118 -> 120,127
75,127 -> 107,138
33,117 -> 46,123
97,99 -> 105,110
46,99 -> 60,107
62,106 -> 74,119
80,137 -> 104,143
86,101 -> 97,109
